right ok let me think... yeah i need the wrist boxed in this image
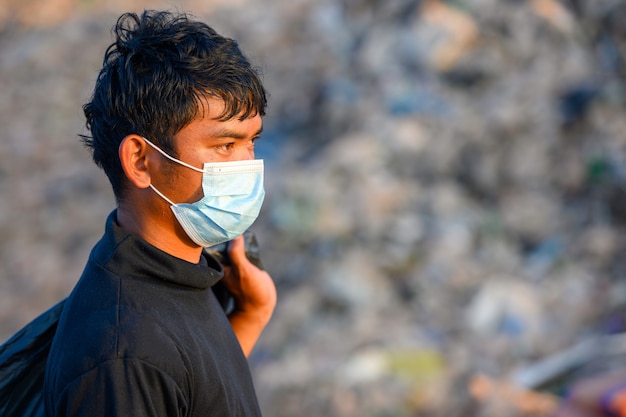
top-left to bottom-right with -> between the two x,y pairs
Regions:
232,298 -> 275,327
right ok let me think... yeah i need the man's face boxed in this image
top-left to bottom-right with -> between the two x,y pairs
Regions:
154,97 -> 263,205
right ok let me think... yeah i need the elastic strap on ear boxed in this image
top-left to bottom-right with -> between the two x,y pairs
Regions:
142,137 -> 204,173
149,184 -> 178,207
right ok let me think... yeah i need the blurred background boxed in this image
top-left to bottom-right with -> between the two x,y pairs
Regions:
2,0 -> 626,415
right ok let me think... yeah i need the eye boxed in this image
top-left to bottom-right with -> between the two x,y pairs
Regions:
215,142 -> 235,152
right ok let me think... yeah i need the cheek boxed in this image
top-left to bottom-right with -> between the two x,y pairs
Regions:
185,174 -> 205,203
165,167 -> 204,203
190,182 -> 205,202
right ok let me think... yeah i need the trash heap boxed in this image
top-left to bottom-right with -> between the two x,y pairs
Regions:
1,0 -> 626,416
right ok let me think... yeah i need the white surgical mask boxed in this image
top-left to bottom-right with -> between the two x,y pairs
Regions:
143,137 -> 265,247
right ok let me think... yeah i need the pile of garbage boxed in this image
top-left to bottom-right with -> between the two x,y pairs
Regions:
2,0 -> 626,415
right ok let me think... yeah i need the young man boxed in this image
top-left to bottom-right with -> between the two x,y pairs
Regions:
44,10 -> 276,416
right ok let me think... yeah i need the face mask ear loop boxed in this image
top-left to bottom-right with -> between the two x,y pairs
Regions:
142,137 -> 205,173
149,184 -> 179,207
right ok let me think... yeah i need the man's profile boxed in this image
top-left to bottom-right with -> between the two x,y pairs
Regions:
43,10 -> 276,416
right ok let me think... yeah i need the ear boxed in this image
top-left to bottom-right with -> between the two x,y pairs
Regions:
119,134 -> 152,189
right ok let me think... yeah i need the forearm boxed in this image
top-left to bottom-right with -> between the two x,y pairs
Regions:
222,235 -> 277,357
229,304 -> 274,357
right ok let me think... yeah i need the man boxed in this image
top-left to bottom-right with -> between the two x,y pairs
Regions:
44,10 -> 276,416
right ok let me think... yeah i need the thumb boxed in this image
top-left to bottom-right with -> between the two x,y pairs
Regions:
227,235 -> 249,266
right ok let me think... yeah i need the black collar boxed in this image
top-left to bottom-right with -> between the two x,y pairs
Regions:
92,211 -> 223,290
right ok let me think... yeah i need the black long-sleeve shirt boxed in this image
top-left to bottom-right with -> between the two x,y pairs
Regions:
44,211 -> 262,416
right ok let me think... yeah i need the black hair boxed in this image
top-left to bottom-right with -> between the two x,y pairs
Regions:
82,10 -> 267,200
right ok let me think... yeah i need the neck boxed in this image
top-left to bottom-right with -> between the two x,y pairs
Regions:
117,197 -> 203,264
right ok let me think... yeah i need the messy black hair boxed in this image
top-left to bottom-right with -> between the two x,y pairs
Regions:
82,10 -> 267,200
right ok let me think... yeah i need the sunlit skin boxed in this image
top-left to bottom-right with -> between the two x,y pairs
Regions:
116,96 -> 276,357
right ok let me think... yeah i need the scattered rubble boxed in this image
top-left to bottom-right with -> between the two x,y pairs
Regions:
2,0 -> 626,415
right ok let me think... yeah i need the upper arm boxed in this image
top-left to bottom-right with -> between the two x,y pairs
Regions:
51,358 -> 188,417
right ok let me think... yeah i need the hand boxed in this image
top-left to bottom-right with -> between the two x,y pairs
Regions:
221,235 -> 277,356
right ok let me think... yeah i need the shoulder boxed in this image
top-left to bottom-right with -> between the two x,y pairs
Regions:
46,306 -> 192,415
48,294 -> 190,381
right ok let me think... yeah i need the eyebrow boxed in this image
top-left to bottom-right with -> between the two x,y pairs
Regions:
213,126 -> 263,140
